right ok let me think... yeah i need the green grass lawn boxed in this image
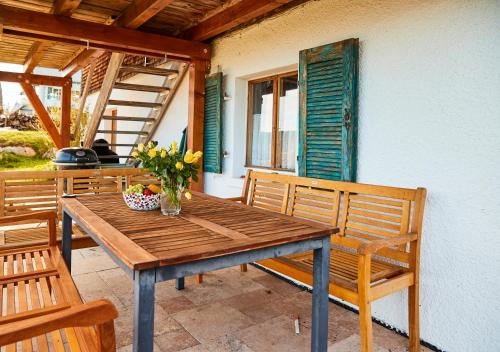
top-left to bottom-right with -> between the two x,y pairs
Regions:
0,153 -> 54,171
0,130 -> 55,171
0,130 -> 54,156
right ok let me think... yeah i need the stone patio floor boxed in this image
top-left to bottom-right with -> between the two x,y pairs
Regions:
72,247 -> 432,352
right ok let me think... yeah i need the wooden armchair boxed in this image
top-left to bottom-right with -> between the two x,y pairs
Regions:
0,211 -> 119,351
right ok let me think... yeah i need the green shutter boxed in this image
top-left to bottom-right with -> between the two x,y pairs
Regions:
298,38 -> 359,181
203,72 -> 223,173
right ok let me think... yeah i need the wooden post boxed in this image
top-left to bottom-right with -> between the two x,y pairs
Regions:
20,82 -> 63,149
73,60 -> 96,141
83,52 -> 124,148
61,79 -> 72,147
187,59 -> 208,192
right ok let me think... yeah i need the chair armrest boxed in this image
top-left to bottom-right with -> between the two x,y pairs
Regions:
0,210 -> 57,226
357,233 -> 418,255
0,299 -> 118,348
0,211 -> 58,245
225,196 -> 244,202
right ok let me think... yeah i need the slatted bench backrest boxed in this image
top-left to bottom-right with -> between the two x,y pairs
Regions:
241,170 -> 425,264
246,171 -> 290,213
0,171 -> 62,221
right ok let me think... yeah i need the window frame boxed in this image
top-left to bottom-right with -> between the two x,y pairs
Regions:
245,70 -> 298,171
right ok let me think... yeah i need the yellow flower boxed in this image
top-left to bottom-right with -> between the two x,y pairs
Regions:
184,150 -> 195,164
175,161 -> 184,170
160,149 -> 167,158
137,143 -> 145,152
148,141 -> 155,149
148,148 -> 157,158
193,151 -> 203,162
171,141 -> 178,155
131,151 -> 139,158
184,191 -> 192,200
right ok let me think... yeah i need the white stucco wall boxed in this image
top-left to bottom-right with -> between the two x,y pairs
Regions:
159,0 -> 499,350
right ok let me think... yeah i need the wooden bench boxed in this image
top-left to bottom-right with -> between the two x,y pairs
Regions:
0,211 -> 118,351
0,168 -> 150,249
237,170 -> 426,352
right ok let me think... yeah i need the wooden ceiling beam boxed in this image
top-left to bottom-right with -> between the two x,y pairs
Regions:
116,0 -> 176,29
183,0 -> 296,41
23,0 -> 82,73
0,5 -> 210,60
53,0 -> 82,17
0,71 -> 71,86
62,0 -> 176,77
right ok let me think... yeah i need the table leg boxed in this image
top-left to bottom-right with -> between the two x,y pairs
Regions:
175,277 -> 185,290
311,237 -> 331,351
133,269 -> 156,352
62,211 -> 73,272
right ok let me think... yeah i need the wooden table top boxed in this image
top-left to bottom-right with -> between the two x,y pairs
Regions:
62,192 -> 337,270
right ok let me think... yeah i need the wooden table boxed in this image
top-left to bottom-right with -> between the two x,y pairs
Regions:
61,192 -> 337,352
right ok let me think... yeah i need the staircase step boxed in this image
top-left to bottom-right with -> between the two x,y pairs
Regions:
113,82 -> 170,93
107,100 -> 163,108
102,115 -> 155,122
120,65 -> 178,77
97,130 -> 148,135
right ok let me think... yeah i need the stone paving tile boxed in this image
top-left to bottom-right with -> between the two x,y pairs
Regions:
328,335 -> 389,352
180,269 -> 265,306
172,302 -> 254,343
235,314 -> 312,352
251,273 -> 306,297
158,295 -> 196,315
154,328 -> 200,352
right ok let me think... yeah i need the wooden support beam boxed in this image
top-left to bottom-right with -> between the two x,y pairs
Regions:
53,0 -> 82,17
61,80 -> 72,147
62,0 -> 176,77
24,42 -> 51,73
183,0 -> 296,41
0,71 -> 70,86
20,82 -> 63,149
0,5 -> 210,60
83,53 -> 125,148
73,60 -> 95,140
116,0 -> 175,29
24,0 -> 81,73
187,60 -> 209,192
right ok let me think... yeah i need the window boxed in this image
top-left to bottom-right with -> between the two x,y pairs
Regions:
246,72 -> 298,171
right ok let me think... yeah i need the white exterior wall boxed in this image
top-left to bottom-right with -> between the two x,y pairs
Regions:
159,0 -> 500,350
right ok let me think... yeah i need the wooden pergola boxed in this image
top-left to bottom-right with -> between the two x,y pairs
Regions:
0,0 -> 306,189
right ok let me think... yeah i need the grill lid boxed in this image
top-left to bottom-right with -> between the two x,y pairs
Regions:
53,147 -> 100,165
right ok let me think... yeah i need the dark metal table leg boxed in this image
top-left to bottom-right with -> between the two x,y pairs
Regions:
62,210 -> 73,272
311,237 -> 331,351
175,277 -> 185,290
133,269 -> 156,352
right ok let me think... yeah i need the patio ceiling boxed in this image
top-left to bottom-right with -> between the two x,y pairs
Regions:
0,0 -> 308,75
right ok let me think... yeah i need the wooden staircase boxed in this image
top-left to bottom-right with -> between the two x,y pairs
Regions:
83,53 -> 188,162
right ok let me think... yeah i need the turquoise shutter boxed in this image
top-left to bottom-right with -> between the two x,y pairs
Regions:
298,38 -> 359,181
203,72 -> 223,173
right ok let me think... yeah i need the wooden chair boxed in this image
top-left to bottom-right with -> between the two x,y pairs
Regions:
0,211 -> 118,351
259,177 -> 426,352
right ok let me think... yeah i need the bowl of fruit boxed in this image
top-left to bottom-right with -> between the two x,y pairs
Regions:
123,184 -> 161,211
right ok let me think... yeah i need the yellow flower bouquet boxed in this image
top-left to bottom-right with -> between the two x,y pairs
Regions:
132,141 -> 202,215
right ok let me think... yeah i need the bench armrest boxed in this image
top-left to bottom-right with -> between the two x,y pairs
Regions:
357,233 -> 418,255
0,211 -> 57,245
0,299 -> 118,351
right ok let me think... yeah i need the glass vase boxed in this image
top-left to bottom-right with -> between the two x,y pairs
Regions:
160,179 -> 182,216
